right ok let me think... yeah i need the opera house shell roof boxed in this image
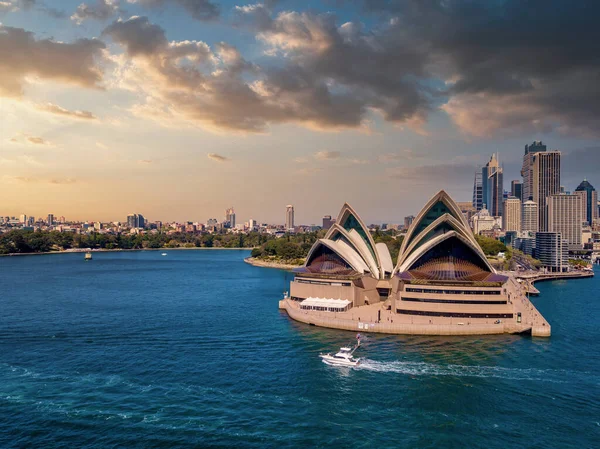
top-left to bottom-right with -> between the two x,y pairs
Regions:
297,190 -> 506,285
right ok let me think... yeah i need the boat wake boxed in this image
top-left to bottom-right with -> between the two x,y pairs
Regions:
356,359 -> 573,382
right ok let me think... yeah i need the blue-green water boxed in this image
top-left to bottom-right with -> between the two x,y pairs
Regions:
1,250 -> 599,448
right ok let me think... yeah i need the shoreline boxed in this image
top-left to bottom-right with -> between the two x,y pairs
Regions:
244,257 -> 301,271
0,247 -> 252,257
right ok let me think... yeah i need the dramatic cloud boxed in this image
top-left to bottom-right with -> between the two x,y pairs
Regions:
207,153 -> 229,162
127,0 -> 219,21
314,150 -> 341,160
36,102 -> 97,120
384,0 -> 600,137
71,0 -> 119,24
0,25 -> 105,97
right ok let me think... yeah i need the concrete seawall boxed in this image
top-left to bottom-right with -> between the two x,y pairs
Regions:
279,297 -> 550,337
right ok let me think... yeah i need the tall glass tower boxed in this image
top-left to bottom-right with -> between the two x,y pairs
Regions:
575,179 -> 598,225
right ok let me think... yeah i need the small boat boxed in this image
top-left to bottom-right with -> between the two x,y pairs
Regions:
320,347 -> 360,367
84,252 -> 92,261
320,338 -> 361,367
161,253 -> 167,256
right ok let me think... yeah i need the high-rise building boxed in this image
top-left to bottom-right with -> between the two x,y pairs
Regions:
404,215 -> 415,230
225,207 -> 236,228
521,200 -> 539,232
535,232 -> 568,272
547,194 -> 583,249
286,205 -> 294,230
472,169 -> 483,211
483,153 -> 503,217
322,215 -> 334,230
511,180 -> 522,201
575,179 -> 598,225
127,213 -> 145,228
502,197 -> 521,232
47,214 -> 54,226
248,218 -> 257,230
521,140 -> 547,202
19,214 -> 27,224
524,150 -> 561,231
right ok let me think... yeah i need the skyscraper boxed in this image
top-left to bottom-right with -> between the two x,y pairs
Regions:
502,197 -> 521,232
575,179 -> 598,225
483,154 -> 503,217
225,207 -> 236,228
547,194 -> 583,249
521,140 -> 547,202
532,151 -> 561,231
521,200 -> 539,232
472,169 -> 483,211
511,180 -> 522,201
47,214 -> 54,226
19,214 -> 27,224
285,205 -> 294,230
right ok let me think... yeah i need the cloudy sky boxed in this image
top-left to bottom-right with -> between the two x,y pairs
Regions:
1,0 -> 599,224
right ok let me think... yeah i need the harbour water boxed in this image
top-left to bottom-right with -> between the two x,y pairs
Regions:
1,250 -> 599,448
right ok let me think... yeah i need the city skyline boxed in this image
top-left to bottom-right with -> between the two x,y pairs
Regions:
1,1 -> 599,223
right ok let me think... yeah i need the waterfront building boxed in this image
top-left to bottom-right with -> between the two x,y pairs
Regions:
511,180 -> 522,201
282,191 -> 550,336
535,232 -> 568,272
322,215 -> 334,230
286,205 -> 295,230
521,140 -> 547,202
522,200 -> 539,232
472,169 -> 483,211
482,154 -> 504,217
575,179 -> 598,225
47,214 -> 54,226
502,197 -> 521,232
547,194 -> 583,250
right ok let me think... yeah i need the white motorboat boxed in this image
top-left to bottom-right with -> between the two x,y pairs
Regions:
320,343 -> 361,367
161,253 -> 167,256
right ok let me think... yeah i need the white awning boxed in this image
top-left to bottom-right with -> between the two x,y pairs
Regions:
300,297 -> 352,309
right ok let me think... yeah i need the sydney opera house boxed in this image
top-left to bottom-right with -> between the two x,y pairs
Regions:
279,191 -> 551,337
